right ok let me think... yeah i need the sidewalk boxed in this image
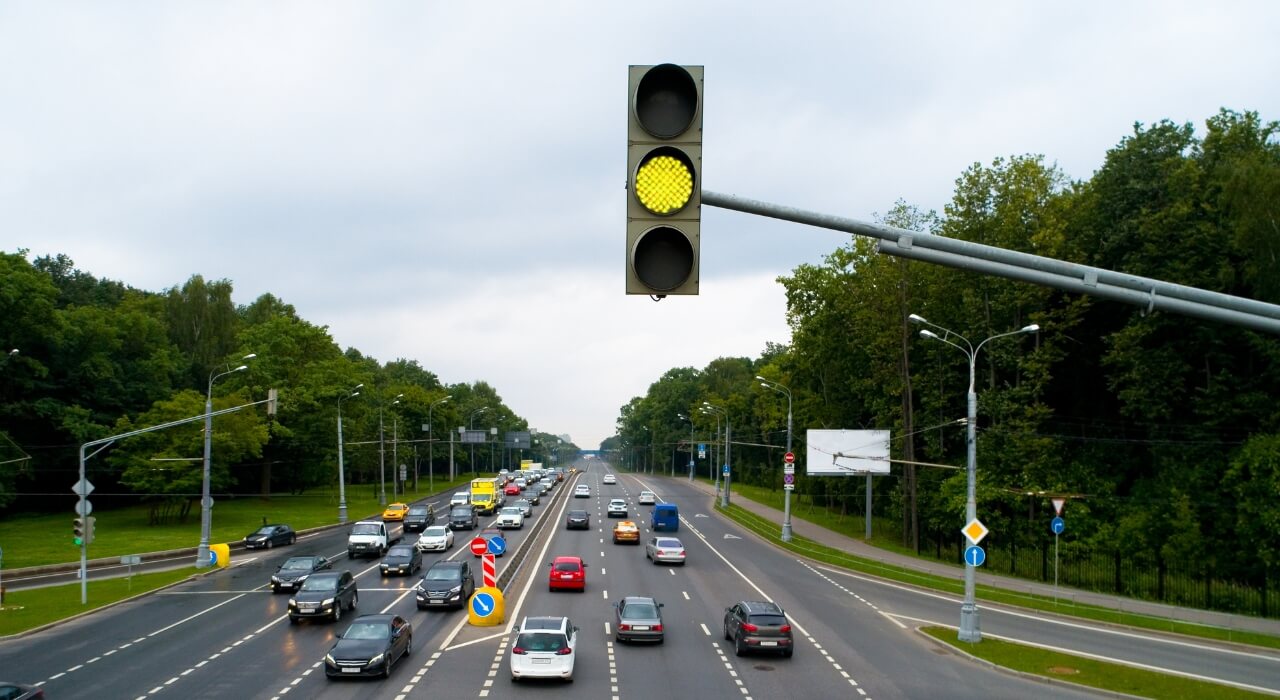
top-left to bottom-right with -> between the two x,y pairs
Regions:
684,478 -> 1280,639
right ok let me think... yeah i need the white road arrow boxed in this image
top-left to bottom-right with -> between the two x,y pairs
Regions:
723,534 -> 741,540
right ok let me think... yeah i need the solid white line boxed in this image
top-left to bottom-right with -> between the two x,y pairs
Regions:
148,594 -> 246,637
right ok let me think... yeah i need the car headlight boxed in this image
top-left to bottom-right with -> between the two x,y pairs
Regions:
296,575 -> 308,583
324,653 -> 335,664
288,598 -> 296,606
271,576 -> 280,583
322,597 -> 335,606
368,653 -> 384,666
449,585 -> 462,594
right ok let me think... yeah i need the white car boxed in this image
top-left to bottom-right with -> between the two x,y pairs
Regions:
574,484 -> 590,498
415,525 -> 454,552
450,491 -> 471,507
602,474 -> 617,485
607,498 -> 628,518
497,506 -> 525,530
637,490 -> 656,505
511,616 -> 578,682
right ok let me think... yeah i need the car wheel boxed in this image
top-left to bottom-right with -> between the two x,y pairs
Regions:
351,592 -> 358,610
333,603 -> 342,622
347,552 -> 354,559
657,635 -> 665,645
734,634 -> 746,657
782,648 -> 793,658
382,657 -> 392,678
289,616 -> 299,624
405,634 -> 412,657
723,622 -> 732,641
266,540 -> 274,549
290,534 -> 296,545
511,675 -> 519,683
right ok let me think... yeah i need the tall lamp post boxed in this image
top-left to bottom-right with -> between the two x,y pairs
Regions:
378,393 -> 404,506
703,402 -> 730,507
336,384 -> 363,524
469,407 -> 490,473
757,376 -> 794,543
196,353 -> 256,568
677,414 -> 695,481
701,408 -> 722,486
909,313 -> 1039,643
427,395 -> 451,492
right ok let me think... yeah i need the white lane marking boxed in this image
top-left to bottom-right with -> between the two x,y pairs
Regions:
812,562 -> 1280,663
700,623 -> 711,635
889,613 -> 1279,695
603,589 -> 609,600
684,591 -> 691,600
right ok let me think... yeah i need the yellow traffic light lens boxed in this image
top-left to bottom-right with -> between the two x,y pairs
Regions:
635,151 -> 694,215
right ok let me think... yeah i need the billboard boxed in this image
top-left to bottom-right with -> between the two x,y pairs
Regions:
805,429 -> 890,475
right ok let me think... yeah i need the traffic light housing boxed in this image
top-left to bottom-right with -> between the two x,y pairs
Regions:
627,64 -> 703,296
87,516 -> 96,545
74,516 -> 85,546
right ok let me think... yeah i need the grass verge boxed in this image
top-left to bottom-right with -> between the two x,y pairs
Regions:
0,567 -> 196,637
920,626 -> 1272,699
714,499 -> 1280,651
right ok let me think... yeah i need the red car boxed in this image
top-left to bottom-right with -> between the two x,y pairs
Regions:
548,556 -> 587,592
504,483 -> 521,496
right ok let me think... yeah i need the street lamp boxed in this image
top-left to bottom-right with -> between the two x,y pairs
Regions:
469,407 -> 490,473
427,395 -> 451,492
703,402 -> 730,507
677,414 -> 695,482
699,406 -> 721,487
336,383 -> 363,524
910,313 -> 1039,643
377,393 -> 404,506
196,353 -> 256,568
757,376 -> 795,543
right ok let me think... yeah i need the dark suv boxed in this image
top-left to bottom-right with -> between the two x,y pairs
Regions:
403,504 -> 436,532
289,570 -> 358,624
723,601 -> 793,657
416,560 -> 476,610
449,505 -> 478,530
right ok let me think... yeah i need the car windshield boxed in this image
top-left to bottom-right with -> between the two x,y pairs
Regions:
424,526 -> 447,537
343,622 -> 389,641
299,576 -> 337,592
408,507 -> 429,515
622,602 -> 658,618
656,538 -> 682,548
351,523 -> 380,535
253,526 -> 275,535
749,613 -> 788,626
553,561 -> 581,572
281,558 -> 315,570
451,507 -> 472,516
515,632 -> 567,652
386,547 -> 412,558
501,508 -> 520,515
424,568 -> 459,581
569,511 -> 588,518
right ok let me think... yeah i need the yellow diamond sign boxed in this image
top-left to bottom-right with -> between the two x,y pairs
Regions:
962,518 -> 989,545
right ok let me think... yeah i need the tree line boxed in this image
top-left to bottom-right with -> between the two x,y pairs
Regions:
610,109 -> 1280,615
0,258 -> 576,522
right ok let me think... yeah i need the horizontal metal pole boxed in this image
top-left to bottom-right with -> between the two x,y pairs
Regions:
703,190 -> 1280,322
881,243 -> 1280,335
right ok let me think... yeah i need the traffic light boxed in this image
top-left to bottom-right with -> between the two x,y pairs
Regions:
627,64 -> 703,296
73,516 -> 85,546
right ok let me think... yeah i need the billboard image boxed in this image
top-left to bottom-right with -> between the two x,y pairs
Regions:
805,429 -> 890,475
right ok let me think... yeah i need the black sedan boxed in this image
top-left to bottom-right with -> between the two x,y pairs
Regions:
380,545 -> 423,576
271,555 -> 330,593
324,614 -> 412,679
565,509 -> 590,530
244,523 -> 296,549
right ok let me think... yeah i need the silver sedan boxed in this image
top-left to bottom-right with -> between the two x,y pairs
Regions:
614,596 -> 664,643
645,536 -> 686,565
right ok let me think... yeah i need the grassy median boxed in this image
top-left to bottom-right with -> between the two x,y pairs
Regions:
0,568 -> 197,637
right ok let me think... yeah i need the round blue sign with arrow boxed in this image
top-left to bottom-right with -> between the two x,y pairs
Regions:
487,535 -> 507,556
964,545 -> 986,567
1051,516 -> 1065,535
722,465 -> 730,475
471,591 -> 496,617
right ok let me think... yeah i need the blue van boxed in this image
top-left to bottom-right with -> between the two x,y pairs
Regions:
651,503 -> 679,532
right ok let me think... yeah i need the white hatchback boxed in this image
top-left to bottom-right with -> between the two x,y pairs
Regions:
574,484 -> 590,498
511,616 -> 578,682
637,490 -> 656,505
602,474 -> 617,484
415,525 -> 454,552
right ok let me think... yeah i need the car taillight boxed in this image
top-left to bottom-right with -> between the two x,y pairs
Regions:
655,550 -> 665,556
512,646 -> 527,655
678,551 -> 685,557
619,623 -> 631,631
780,624 -> 792,633
556,647 -> 573,655
741,622 -> 759,633
652,624 -> 663,632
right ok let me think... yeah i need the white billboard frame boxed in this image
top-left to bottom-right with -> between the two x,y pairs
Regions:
805,429 -> 890,475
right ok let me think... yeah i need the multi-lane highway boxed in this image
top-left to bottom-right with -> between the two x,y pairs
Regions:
3,460 -> 1277,699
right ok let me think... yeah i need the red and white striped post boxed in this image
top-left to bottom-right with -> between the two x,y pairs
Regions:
482,553 -> 497,588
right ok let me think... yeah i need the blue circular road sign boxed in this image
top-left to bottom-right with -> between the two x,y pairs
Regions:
1051,516 -> 1065,535
487,535 -> 507,555
471,591 -> 496,617
964,545 -> 986,567
722,465 -> 730,475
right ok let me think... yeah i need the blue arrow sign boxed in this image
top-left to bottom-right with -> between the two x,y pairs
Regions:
722,465 -> 730,475
1051,516 -> 1065,535
208,550 -> 218,566
964,545 -> 986,567
471,591 -> 495,617
487,535 -> 507,555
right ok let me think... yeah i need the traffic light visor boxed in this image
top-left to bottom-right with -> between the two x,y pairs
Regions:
632,226 -> 695,291
633,64 -> 699,139
635,147 -> 695,215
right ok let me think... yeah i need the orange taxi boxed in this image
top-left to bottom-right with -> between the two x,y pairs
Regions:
381,502 -> 409,521
612,520 -> 641,545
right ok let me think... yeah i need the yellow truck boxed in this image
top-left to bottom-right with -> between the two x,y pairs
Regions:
469,477 -> 502,515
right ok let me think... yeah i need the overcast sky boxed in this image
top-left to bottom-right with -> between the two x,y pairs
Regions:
3,2 -> 1278,448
